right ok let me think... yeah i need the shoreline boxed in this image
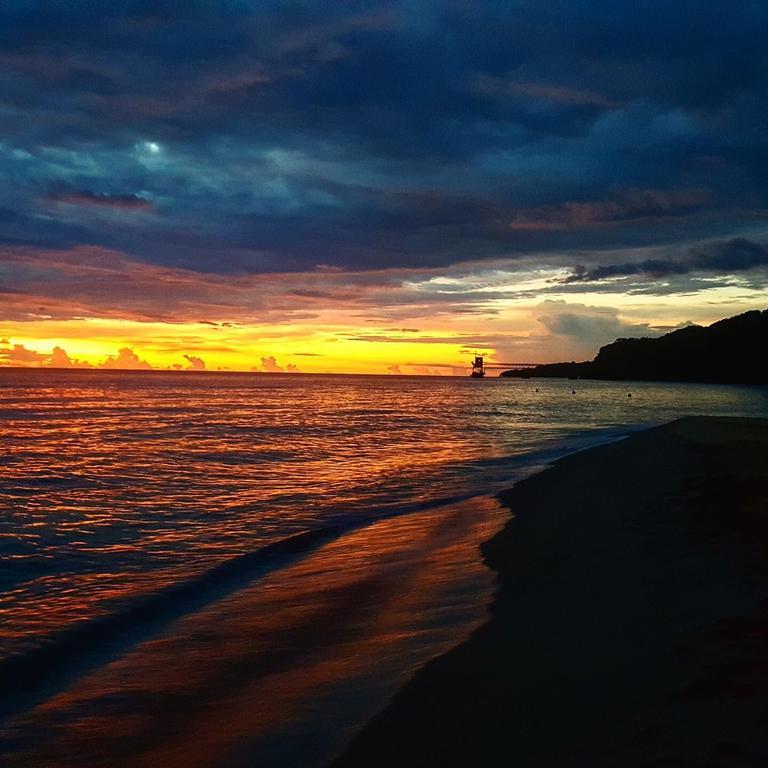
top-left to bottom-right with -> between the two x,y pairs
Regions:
332,416 -> 768,766
0,496 -> 507,768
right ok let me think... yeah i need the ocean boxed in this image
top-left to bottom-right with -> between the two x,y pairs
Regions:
1,369 -> 767,767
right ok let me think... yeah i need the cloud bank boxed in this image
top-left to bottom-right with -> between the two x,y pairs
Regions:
1,0 -> 767,280
563,238 -> 768,283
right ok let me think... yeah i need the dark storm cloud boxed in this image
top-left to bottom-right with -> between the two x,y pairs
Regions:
45,190 -> 154,210
508,188 -> 713,231
690,238 -> 768,272
563,238 -> 768,283
2,1 -> 768,275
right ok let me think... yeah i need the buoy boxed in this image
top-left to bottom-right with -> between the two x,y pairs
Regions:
571,389 -> 576,394
627,393 -> 632,398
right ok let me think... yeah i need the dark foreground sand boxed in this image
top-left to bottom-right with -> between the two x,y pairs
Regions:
333,416 -> 768,767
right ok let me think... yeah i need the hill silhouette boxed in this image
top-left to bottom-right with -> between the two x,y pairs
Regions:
501,309 -> 768,384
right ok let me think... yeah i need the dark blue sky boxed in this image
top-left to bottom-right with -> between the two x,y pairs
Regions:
2,0 -> 767,277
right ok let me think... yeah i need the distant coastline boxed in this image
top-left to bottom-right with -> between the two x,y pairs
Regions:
501,309 -> 768,385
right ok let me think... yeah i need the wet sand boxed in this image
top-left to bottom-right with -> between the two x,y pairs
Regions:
333,416 -> 768,767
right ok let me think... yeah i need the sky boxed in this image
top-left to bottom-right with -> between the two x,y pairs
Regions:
1,0 -> 767,374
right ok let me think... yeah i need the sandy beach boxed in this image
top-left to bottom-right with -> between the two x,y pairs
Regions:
333,416 -> 768,767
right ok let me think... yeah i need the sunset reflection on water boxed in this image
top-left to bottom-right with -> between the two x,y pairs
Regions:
1,371 -> 505,655
1,497 -> 504,768
2,370 -> 767,766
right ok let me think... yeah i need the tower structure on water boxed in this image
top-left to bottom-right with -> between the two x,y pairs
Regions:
470,355 -> 485,378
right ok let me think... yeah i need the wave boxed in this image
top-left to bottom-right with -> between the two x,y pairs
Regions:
0,527 -> 338,722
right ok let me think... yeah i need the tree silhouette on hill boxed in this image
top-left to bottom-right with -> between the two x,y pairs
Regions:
501,310 -> 768,384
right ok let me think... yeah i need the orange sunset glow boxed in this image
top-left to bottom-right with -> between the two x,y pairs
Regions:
2,245 -> 766,375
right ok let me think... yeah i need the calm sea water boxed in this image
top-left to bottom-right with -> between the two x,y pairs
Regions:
1,369 -> 767,767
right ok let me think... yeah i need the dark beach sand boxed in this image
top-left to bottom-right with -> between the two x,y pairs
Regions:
332,416 -> 768,767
